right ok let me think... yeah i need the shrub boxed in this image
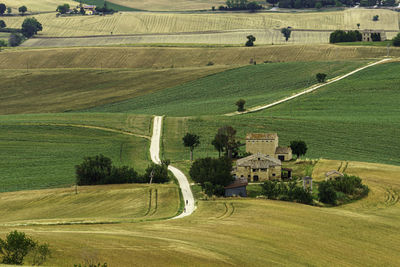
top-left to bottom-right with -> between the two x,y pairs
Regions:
8,33 -> 23,47
373,15 -> 379,21
316,73 -> 327,82
315,2 -> 322,9
235,99 -> 246,112
318,181 -> 337,205
245,35 -> 256,46
0,20 -> 6,29
0,231 -> 50,265
392,33 -> 400,47
0,40 -> 6,47
261,180 -> 279,199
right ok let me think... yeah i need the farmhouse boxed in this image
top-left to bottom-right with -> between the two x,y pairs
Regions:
361,30 -> 386,42
82,5 -> 96,15
233,153 -> 282,182
246,133 -> 292,161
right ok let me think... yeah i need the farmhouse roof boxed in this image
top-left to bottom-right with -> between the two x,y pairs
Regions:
236,153 -> 281,168
224,178 -> 248,189
275,146 -> 292,154
325,170 -> 344,177
83,5 -> 96,8
246,133 -> 278,140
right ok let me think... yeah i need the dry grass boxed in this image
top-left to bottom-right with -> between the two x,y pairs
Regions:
1,9 -> 398,37
0,160 -> 399,266
0,67 -> 228,114
0,184 -> 180,225
1,45 -> 399,70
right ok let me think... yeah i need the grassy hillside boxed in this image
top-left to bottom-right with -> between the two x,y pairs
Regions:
0,184 -> 180,225
1,9 -> 398,37
0,67 -> 228,114
1,160 -> 399,266
0,114 -> 152,192
89,60 -> 368,115
162,61 -> 400,171
1,45 -> 398,69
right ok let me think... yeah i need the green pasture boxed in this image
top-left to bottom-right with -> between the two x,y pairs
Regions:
88,60 -> 368,116
0,116 -> 152,192
163,61 -> 400,173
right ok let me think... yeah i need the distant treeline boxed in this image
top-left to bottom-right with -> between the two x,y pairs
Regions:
276,0 -> 396,8
218,0 -> 263,11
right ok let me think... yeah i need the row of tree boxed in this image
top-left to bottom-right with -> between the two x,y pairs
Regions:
0,4 -> 28,15
57,2 -> 115,15
75,154 -> 170,185
329,30 -> 362,43
271,0 -> 396,8
218,0 -> 263,11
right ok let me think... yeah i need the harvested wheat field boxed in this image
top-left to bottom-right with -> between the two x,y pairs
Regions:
1,45 -> 399,70
2,9 -> 398,37
0,0 -> 78,12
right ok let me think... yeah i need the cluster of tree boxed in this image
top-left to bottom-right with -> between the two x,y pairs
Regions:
245,35 -> 255,46
218,0 -> 263,11
75,154 -> 170,186
21,17 -> 42,38
57,4 -> 71,14
275,0 -> 396,8
190,157 -> 234,196
212,126 -> 242,158
95,2 -> 115,14
393,33 -> 400,47
329,30 -> 362,43
261,180 -> 314,204
0,231 -> 50,265
318,174 -> 369,205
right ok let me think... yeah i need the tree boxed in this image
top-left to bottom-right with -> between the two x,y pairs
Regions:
189,157 -> 234,189
245,35 -> 256,46
281,27 -> 292,42
6,7 -> 11,14
318,181 -> 337,205
0,3 -> 6,15
247,1 -> 262,11
393,33 -> 400,47
0,39 -> 7,47
266,0 -> 279,6
145,162 -> 169,183
290,140 -> 307,159
372,15 -> 379,21
182,133 -> 200,161
383,0 -> 395,6
0,20 -> 5,29
217,126 -> 238,158
8,33 -> 23,47
21,17 -> 42,38
235,99 -> 246,112
57,4 -> 70,14
357,23 -> 360,29
212,133 -> 226,157
0,231 -> 50,265
75,154 -> 112,185
315,1 -> 322,8
316,73 -> 327,82
18,5 -> 27,15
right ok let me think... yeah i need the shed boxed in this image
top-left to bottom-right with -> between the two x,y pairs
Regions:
302,176 -> 313,190
225,178 -> 248,197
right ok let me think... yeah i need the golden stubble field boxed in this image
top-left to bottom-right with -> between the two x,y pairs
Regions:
2,9 -> 398,37
0,159 -> 399,266
0,0 -> 78,12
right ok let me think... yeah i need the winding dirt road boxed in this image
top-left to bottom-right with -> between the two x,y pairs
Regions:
150,116 -> 195,218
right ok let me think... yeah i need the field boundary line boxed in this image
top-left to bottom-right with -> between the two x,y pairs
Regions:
225,58 -> 391,116
15,123 -> 151,140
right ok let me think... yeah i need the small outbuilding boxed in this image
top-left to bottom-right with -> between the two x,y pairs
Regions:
325,170 -> 344,181
224,178 -> 248,197
302,176 -> 313,190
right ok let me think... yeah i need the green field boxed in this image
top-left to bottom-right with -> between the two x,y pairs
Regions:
0,113 -> 152,192
89,60 -> 368,115
161,61 -> 400,177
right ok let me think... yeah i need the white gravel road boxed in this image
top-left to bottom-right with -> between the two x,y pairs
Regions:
150,116 -> 195,218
